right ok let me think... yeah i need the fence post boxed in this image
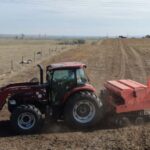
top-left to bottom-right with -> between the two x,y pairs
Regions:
49,48 -> 50,55
40,49 -> 42,58
41,50 -> 42,58
11,60 -> 14,71
34,51 -> 36,63
22,56 -> 24,67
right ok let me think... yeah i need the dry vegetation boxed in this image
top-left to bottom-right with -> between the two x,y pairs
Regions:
0,39 -> 77,74
0,38 -> 150,150
0,39 -> 77,85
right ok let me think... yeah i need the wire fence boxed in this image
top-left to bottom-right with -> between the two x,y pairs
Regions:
0,44 -> 78,78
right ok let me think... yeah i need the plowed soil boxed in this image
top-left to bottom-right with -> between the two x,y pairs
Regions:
0,38 -> 150,150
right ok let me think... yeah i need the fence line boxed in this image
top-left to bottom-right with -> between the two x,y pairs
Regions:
0,44 -> 75,76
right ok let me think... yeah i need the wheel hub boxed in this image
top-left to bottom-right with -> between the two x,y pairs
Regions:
76,104 -> 90,117
73,100 -> 96,124
18,112 -> 36,130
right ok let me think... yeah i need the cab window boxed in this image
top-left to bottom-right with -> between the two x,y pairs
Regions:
76,68 -> 88,84
51,69 -> 76,103
53,69 -> 75,81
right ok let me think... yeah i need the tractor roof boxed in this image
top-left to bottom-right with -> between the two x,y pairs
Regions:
47,62 -> 86,70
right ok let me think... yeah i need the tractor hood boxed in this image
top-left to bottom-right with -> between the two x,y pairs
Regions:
0,82 -> 48,110
0,82 -> 46,91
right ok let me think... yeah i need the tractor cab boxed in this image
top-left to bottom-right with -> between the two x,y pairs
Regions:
46,62 -> 89,105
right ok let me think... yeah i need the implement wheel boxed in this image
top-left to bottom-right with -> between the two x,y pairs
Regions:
135,117 -> 144,125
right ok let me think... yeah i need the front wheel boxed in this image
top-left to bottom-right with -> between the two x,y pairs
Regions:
10,105 -> 43,134
65,91 -> 103,128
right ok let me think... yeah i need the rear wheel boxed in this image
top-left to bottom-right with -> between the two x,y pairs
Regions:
65,91 -> 103,128
10,105 -> 43,134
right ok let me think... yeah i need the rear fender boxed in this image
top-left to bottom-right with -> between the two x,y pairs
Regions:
54,84 -> 96,119
63,84 -> 96,103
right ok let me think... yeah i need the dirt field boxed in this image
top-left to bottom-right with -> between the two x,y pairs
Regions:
0,38 -> 150,150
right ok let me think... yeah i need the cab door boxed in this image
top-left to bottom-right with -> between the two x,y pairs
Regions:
51,69 -> 76,105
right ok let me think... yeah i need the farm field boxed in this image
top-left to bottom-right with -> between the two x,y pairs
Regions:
0,39 -> 76,86
0,38 -> 150,150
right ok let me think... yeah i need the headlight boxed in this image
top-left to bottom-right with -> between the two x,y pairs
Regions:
9,100 -> 16,105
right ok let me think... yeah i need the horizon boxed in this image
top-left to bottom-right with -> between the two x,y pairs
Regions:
0,33 -> 147,38
0,0 -> 150,36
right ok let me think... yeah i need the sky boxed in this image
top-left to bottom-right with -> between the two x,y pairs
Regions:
0,0 -> 150,36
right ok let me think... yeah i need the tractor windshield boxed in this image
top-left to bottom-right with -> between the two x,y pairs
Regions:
53,69 -> 75,82
76,68 -> 88,84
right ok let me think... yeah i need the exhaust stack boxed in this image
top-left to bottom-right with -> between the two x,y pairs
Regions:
37,64 -> 44,84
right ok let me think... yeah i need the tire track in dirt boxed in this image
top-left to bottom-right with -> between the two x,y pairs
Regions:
92,39 -> 122,87
83,40 -> 108,90
102,39 -> 121,80
118,39 -> 128,79
91,39 -> 126,83
103,39 -> 129,80
121,39 -> 147,83
130,47 -> 147,81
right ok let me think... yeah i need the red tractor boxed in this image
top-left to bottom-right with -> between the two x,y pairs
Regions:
0,62 -> 103,133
